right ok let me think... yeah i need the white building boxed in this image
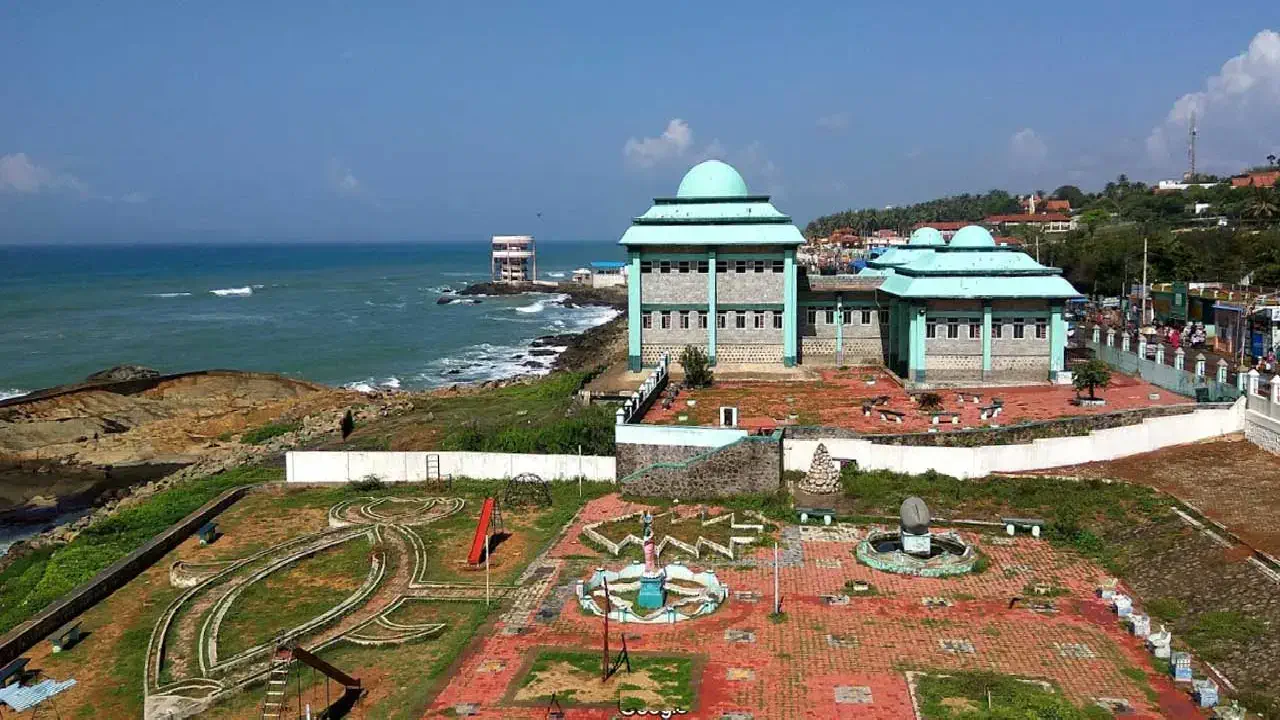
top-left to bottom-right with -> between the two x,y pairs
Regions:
491,235 -> 536,282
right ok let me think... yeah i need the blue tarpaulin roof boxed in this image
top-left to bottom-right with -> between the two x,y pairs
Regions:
0,678 -> 77,711
589,261 -> 626,269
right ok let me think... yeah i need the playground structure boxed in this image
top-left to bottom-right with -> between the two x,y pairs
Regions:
142,495 -> 524,720
259,645 -> 361,719
465,497 -> 504,566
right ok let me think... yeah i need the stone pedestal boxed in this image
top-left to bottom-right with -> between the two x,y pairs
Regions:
637,572 -> 667,609
901,531 -> 931,557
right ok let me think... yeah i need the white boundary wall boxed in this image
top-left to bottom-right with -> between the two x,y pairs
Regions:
784,399 -> 1244,479
615,424 -> 748,448
286,451 -> 616,483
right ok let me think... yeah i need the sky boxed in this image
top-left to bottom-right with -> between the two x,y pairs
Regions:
1,1 -> 1278,244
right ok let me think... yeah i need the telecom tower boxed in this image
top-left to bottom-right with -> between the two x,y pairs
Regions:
1187,110 -> 1198,181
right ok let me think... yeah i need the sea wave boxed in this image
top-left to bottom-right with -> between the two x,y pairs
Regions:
0,389 -> 27,402
148,292 -> 193,298
545,271 -> 566,278
210,286 -> 253,297
515,293 -> 568,314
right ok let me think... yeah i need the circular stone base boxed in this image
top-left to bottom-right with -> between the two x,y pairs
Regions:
855,530 -> 979,577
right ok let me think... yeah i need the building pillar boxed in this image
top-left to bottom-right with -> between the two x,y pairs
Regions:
707,249 -> 717,365
900,302 -> 913,377
1138,334 -> 1148,361
1155,344 -> 1165,365
886,303 -> 897,371
628,250 -> 642,371
1050,303 -> 1066,374
783,248 -> 797,366
835,293 -> 844,366
1194,353 -> 1206,379
910,304 -> 927,382
1216,358 -> 1228,384
981,301 -> 993,379
1121,332 -> 1131,353
1173,347 -> 1185,371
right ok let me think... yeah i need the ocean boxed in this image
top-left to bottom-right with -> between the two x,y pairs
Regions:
0,240 -> 624,398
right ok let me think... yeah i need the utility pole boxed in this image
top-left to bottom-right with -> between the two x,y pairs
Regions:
1141,234 -> 1149,327
773,543 -> 780,615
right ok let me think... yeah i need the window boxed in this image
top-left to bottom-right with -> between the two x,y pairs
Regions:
1012,317 -> 1025,339
926,319 -> 938,339
753,260 -> 766,273
677,261 -> 691,273
771,260 -> 784,273
717,311 -> 727,329
879,309 -> 889,325
842,309 -> 852,326
1035,318 -> 1048,339
642,313 -> 652,329
660,311 -> 671,329
659,261 -> 671,274
991,322 -> 1003,339
754,312 -> 765,329
969,319 -> 981,339
946,318 -> 960,339
825,309 -> 835,325
735,311 -> 746,329
734,260 -> 748,274
640,261 -> 653,274
697,311 -> 708,329
861,309 -> 873,325
696,261 -> 708,273
679,311 -> 690,329
806,308 -> 817,327
716,260 -> 727,273
772,310 -> 783,329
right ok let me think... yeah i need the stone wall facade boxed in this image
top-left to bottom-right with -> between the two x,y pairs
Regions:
620,436 -> 781,499
616,442 -> 707,478
1244,412 -> 1280,456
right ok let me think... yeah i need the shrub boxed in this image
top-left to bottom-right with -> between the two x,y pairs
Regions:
349,474 -> 384,492
1073,359 -> 1112,399
679,345 -> 714,388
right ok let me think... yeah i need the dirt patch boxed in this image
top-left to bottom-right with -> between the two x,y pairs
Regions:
513,661 -> 670,706
940,696 -> 979,711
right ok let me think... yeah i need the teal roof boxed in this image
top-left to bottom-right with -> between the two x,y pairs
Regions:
855,223 -> 1081,299
620,160 -> 804,247
676,160 -> 749,198
620,223 -> 805,247
909,227 -> 945,246
949,225 -> 997,248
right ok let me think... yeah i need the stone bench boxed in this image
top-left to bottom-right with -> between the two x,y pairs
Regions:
47,620 -> 83,653
0,657 -> 28,688
979,404 -> 1003,420
197,522 -> 219,545
955,392 -> 982,404
797,507 -> 836,525
929,412 -> 960,426
1001,517 -> 1045,538
878,409 -> 904,424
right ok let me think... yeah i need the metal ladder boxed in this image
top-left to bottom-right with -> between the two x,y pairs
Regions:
426,453 -> 441,481
259,653 -> 292,719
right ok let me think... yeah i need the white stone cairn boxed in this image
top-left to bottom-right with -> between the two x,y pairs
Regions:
799,443 -> 841,495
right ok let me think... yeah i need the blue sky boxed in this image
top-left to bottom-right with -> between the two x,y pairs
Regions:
1,2 -> 1277,243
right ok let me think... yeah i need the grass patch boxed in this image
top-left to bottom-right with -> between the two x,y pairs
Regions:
1145,597 -> 1186,622
1185,611 -> 1266,662
241,420 -> 302,444
0,464 -> 279,636
916,670 -> 1111,719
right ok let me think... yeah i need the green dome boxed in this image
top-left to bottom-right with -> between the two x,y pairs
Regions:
676,160 -> 750,198
949,225 -> 996,248
909,227 -> 945,246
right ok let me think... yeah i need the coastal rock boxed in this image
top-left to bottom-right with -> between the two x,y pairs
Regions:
84,365 -> 161,383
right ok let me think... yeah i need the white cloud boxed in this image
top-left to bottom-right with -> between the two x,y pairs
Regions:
816,112 -> 850,132
0,153 -> 89,195
1146,29 -> 1280,168
1009,128 -> 1048,168
623,119 -> 694,169
328,159 -> 361,194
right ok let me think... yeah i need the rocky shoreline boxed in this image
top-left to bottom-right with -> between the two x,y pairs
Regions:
453,280 -> 626,309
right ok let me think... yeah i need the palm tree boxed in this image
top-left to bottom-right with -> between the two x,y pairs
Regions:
1244,185 -> 1279,221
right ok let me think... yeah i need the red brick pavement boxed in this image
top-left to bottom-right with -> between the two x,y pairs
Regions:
425,499 -> 1205,719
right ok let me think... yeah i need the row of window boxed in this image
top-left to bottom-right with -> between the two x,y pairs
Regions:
804,308 -> 889,327
639,259 -> 784,274
924,317 -> 1048,340
641,310 -> 785,330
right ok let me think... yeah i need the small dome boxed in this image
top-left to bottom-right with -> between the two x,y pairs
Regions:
949,225 -> 996,248
676,160 -> 750,198
909,227 -> 945,246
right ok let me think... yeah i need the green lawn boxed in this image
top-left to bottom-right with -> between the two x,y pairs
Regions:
916,670 -> 1111,720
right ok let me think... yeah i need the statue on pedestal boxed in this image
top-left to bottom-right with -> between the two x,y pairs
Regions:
637,511 -> 666,609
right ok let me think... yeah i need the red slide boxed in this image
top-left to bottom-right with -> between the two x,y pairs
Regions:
466,497 -> 496,565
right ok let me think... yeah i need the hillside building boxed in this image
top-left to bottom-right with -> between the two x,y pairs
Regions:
619,160 -> 1081,384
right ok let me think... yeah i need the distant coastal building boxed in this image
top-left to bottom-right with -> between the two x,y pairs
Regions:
1232,170 -> 1280,188
573,261 -> 628,289
491,235 -> 536,282
620,160 -> 1081,384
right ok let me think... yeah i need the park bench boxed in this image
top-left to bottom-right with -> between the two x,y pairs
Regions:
796,507 -> 836,525
929,412 -> 960,426
1001,517 -> 1045,538
197,522 -> 218,545
47,620 -> 83,653
979,404 -> 1003,420
878,409 -> 904,424
955,392 -> 982,404
0,658 -> 28,688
